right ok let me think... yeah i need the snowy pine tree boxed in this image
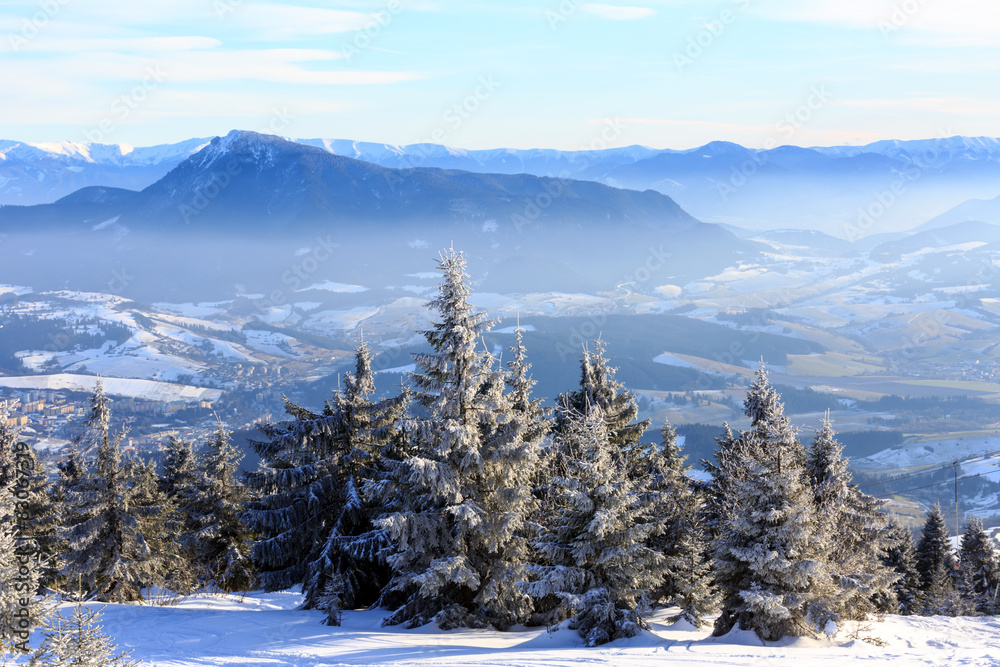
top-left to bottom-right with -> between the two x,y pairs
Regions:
807,417 -> 896,620
915,504 -> 968,616
0,411 -> 42,655
158,436 -> 197,509
247,342 -> 407,621
127,457 -> 193,595
188,421 -> 254,593
555,340 -> 649,451
379,248 -> 540,631
645,422 -> 717,628
710,364 -> 837,641
10,441 -> 60,591
505,325 -> 551,454
875,517 -> 922,615
957,516 -> 1000,615
60,380 -> 166,602
47,440 -> 85,594
527,406 -> 665,645
30,596 -> 138,666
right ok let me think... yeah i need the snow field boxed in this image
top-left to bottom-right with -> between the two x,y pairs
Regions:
23,589 -> 1000,667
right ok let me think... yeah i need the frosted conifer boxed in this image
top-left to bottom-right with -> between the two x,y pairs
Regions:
11,441 -> 60,591
875,517 -> 922,615
710,364 -> 837,641
30,597 -> 138,666
555,340 -> 649,451
379,248 -> 540,631
60,380 -> 165,602
247,343 -> 407,621
188,421 -> 254,593
957,516 -> 1000,615
807,417 -> 896,620
526,407 -> 664,646
128,457 -> 193,595
0,411 -> 43,654
645,422 -> 717,627
915,504 -> 968,616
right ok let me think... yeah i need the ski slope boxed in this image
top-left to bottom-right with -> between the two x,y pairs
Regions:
14,589 -> 1000,666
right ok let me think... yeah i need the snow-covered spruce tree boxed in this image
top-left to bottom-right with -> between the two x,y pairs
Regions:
51,440 -> 85,509
187,421 -> 254,593
958,516 -> 1000,615
645,422 -> 717,628
10,441 -> 61,591
246,342 -> 407,622
710,364 -> 837,641
555,340 -> 650,452
914,503 -> 968,616
0,411 -> 44,654
527,405 -> 665,646
30,597 -> 138,667
128,457 -> 194,595
61,380 -> 166,602
807,417 -> 896,620
46,439 -> 88,595
874,517 -> 922,615
505,326 -> 552,458
378,248 -> 541,631
158,437 -> 197,514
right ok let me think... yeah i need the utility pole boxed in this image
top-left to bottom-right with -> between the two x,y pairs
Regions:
954,461 -> 960,537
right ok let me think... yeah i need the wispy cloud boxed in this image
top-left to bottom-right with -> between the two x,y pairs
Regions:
756,0 -> 1000,42
839,97 -> 1000,115
226,4 -> 379,39
579,4 -> 656,21
1,36 -> 224,53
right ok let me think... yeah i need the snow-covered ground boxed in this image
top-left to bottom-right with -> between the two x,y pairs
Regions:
857,437 -> 1000,470
16,589 -> 1000,666
0,374 -> 221,403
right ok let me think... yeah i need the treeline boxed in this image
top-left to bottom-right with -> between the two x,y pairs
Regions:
0,315 -> 132,372
2,249 -> 1000,657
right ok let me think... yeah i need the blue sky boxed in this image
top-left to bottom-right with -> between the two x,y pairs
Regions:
2,0 -> 998,150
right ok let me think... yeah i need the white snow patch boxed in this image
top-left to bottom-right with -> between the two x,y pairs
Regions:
377,363 -> 416,374
307,307 -> 380,331
91,215 -> 120,231
653,353 -> 701,370
29,589 -> 1000,666
0,374 -> 221,403
243,329 -> 298,358
493,325 -> 537,334
153,302 -> 230,318
300,281 -> 368,293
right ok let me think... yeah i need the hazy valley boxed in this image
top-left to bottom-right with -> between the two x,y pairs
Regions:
4,130 -> 1000,527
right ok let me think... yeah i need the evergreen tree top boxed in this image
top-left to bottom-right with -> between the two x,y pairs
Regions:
410,247 -> 500,424
421,247 -> 495,352
557,340 -> 649,448
743,361 -> 785,428
807,416 -> 852,496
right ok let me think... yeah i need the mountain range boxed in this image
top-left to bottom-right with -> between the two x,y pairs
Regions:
4,133 -> 1000,236
0,131 -> 753,300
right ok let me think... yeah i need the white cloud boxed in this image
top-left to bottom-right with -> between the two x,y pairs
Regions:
3,46 -> 423,86
227,4 -> 378,39
756,0 -> 1000,42
839,97 -> 1000,116
3,36 -> 223,52
579,4 -> 656,20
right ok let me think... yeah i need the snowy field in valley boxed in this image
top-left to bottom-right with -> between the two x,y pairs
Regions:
17,589 -> 1000,667
0,374 -> 222,403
